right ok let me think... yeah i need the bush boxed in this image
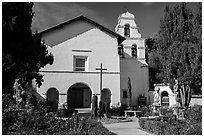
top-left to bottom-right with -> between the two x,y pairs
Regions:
185,105 -> 202,123
138,105 -> 202,135
138,117 -> 146,129
139,117 -> 187,135
2,93 -> 114,135
98,101 -> 105,117
110,105 -> 126,116
139,105 -> 151,117
3,108 -> 114,135
184,123 -> 202,135
161,113 -> 177,123
160,107 -> 174,115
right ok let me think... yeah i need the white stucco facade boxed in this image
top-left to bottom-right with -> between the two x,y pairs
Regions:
38,17 -> 123,108
37,12 -> 149,109
115,11 -> 149,106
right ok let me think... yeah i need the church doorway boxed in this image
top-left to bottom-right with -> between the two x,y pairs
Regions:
46,88 -> 59,109
67,83 -> 92,108
101,88 -> 111,105
161,91 -> 169,106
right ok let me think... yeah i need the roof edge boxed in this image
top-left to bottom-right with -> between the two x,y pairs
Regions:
38,15 -> 125,44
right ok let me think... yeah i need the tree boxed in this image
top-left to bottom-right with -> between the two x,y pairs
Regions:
2,2 -> 53,95
190,2 -> 202,95
145,37 -> 164,90
156,2 -> 202,108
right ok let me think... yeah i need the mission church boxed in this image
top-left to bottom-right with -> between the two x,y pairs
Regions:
37,11 -> 149,109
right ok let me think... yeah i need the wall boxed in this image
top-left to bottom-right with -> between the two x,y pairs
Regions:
38,25 -> 121,107
41,20 -> 95,47
190,95 -> 202,106
120,57 -> 149,106
122,38 -> 145,60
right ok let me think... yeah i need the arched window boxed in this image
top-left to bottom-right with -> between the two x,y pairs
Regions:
124,24 -> 130,37
118,44 -> 124,56
131,44 -> 137,57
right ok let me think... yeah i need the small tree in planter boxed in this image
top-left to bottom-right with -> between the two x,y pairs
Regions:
91,95 -> 98,118
104,102 -> 110,118
98,100 -> 104,118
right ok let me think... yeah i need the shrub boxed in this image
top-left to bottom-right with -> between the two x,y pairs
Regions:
91,95 -> 98,117
185,105 -> 202,123
161,113 -> 177,124
2,94 -> 21,112
138,117 -> 146,129
138,105 -> 202,135
104,102 -> 111,118
139,117 -> 187,135
184,105 -> 202,135
42,100 -> 58,112
2,93 -> 114,135
3,108 -> 114,135
160,107 -> 174,115
98,101 -> 105,117
110,105 -> 126,116
184,123 -> 202,135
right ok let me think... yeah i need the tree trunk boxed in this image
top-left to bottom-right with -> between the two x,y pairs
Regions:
179,83 -> 192,108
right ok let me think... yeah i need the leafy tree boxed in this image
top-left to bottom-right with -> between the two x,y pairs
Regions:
156,3 -> 202,107
145,37 -> 164,90
190,2 -> 202,94
2,2 -> 53,94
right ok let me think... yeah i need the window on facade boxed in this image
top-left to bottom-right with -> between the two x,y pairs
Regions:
132,44 -> 137,57
74,56 -> 87,71
123,90 -> 128,99
124,24 -> 130,37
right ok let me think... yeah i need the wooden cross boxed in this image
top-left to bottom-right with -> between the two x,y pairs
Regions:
96,63 -> 107,92
123,6 -> 128,12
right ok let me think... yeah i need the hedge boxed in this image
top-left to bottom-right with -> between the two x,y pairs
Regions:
138,105 -> 202,135
2,94 -> 114,135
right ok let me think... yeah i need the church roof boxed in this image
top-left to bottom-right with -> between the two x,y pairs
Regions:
119,11 -> 135,19
38,15 -> 125,44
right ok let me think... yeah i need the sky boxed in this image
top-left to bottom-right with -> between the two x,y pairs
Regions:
31,2 -> 199,38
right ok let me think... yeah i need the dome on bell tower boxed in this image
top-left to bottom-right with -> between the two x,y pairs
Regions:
118,11 -> 135,20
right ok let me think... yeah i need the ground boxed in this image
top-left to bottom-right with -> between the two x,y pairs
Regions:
102,117 -> 151,135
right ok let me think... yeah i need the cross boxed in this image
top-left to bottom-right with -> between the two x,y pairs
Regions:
123,6 -> 128,12
96,63 -> 107,93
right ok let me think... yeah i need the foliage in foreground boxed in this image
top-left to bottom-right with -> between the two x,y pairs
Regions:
3,2 -> 53,94
2,94 -> 114,135
138,105 -> 202,135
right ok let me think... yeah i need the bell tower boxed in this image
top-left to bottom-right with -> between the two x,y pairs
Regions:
115,11 -> 146,64
115,11 -> 141,38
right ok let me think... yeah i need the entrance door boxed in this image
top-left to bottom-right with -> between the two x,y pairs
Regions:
68,88 -> 83,108
67,83 -> 92,108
